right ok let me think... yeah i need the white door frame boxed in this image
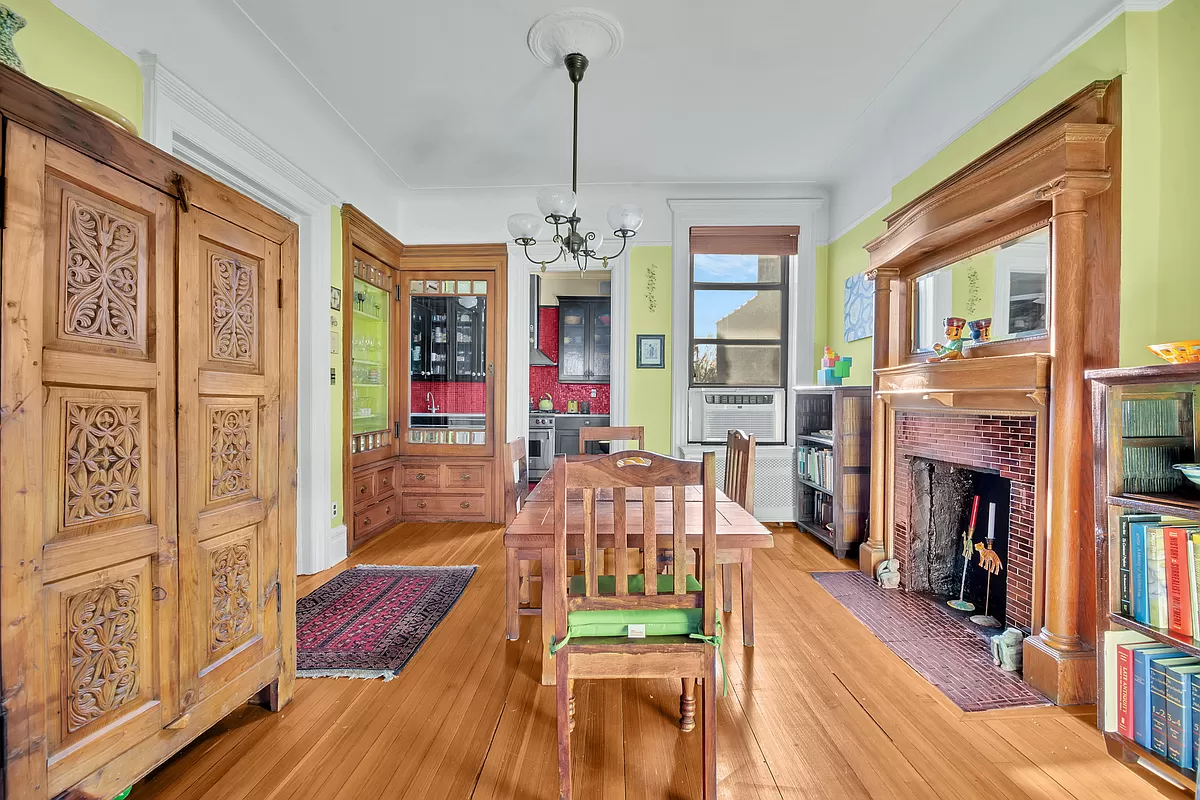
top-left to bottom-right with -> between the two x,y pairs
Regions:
141,56 -> 345,574
506,245 -> 630,454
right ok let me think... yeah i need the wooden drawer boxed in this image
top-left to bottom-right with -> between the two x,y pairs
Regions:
402,492 -> 488,520
401,464 -> 441,488
375,463 -> 397,495
352,470 -> 377,506
355,494 -> 399,540
443,463 -> 487,489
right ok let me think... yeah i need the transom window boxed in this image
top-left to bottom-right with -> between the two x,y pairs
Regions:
689,226 -> 796,388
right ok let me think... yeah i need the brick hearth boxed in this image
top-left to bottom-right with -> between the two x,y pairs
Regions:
893,412 -> 1037,631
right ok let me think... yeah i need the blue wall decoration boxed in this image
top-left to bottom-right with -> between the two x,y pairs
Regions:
843,271 -> 875,342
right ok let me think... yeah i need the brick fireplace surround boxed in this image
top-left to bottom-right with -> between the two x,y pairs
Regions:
892,412 -> 1038,631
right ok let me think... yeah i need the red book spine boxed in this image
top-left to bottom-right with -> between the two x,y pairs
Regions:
1165,527 -> 1194,638
1117,644 -> 1136,738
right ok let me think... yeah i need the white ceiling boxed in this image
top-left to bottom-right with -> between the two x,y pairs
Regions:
232,0 -> 1123,192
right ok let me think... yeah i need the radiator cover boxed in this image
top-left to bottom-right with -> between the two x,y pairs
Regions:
678,444 -> 796,523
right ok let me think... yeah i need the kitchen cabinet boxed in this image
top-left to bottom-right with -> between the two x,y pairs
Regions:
557,296 -> 611,384
410,294 -> 486,382
554,415 -> 611,456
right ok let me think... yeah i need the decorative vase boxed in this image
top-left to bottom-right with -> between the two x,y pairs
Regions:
0,5 -> 25,74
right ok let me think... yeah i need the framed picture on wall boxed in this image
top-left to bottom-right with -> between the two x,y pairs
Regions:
636,334 -> 665,369
330,286 -> 342,311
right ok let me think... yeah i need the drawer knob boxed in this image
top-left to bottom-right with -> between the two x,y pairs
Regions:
416,473 -> 427,481
460,500 -> 471,509
417,500 -> 427,509
359,485 -> 367,494
363,516 -> 372,526
459,472 -> 471,480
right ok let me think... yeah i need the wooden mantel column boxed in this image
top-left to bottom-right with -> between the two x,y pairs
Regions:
1022,188 -> 1096,705
859,266 -> 899,577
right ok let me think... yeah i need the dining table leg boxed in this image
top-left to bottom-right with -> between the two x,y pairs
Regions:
541,545 -> 557,685
740,548 -> 754,646
721,563 -> 733,613
505,546 -> 520,641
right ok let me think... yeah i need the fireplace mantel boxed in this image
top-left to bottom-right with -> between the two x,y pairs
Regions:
858,80 -> 1122,706
876,354 -> 1051,411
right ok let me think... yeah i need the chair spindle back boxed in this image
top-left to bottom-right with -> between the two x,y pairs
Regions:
577,425 -> 646,455
723,429 -> 756,514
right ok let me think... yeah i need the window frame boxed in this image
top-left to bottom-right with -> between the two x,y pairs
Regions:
688,254 -> 790,388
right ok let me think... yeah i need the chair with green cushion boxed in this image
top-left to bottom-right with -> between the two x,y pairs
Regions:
550,450 -> 719,800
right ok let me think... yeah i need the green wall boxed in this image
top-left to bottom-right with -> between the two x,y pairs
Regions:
330,208 -> 344,528
7,0 -> 142,132
627,247 -> 673,453
826,3 -> 1200,381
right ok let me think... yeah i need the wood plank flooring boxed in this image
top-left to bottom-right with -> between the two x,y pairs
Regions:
135,522 -> 1188,799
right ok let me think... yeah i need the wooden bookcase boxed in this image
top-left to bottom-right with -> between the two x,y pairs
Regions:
1090,363 -> 1200,795
794,386 -> 872,558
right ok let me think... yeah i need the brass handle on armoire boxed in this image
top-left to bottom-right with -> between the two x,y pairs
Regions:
459,472 -> 471,480
460,501 -> 470,509
417,500 -> 427,509
416,473 -> 427,481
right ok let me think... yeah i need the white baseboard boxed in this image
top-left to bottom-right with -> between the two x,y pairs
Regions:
298,524 -> 348,575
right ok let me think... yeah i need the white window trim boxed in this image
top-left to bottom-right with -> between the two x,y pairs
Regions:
916,269 -> 954,350
992,239 -> 1050,340
141,55 -> 345,575
506,247 -> 630,457
668,198 -> 825,455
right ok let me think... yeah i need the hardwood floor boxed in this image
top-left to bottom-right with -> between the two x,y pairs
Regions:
136,522 -> 1187,799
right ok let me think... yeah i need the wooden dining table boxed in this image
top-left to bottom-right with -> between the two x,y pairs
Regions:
504,469 -> 775,685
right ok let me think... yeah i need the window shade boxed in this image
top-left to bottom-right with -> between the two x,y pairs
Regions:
690,226 -> 800,256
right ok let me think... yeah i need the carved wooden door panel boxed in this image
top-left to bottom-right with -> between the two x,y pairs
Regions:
0,123 -> 179,797
176,205 -> 281,706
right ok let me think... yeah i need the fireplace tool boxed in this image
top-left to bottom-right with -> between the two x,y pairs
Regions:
947,496 -> 981,612
970,502 -> 1004,628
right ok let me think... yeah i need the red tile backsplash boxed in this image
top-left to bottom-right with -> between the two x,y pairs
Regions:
892,412 -> 1038,631
411,381 -> 486,414
529,306 -> 610,413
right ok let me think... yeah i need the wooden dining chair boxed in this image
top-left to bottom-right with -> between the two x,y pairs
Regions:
577,425 -> 645,454
550,450 -> 719,799
721,430 -> 757,644
504,437 -> 540,640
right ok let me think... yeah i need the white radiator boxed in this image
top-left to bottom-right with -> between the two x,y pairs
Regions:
678,444 -> 796,523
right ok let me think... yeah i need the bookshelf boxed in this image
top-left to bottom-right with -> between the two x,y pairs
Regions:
794,386 -> 871,558
1090,363 -> 1200,794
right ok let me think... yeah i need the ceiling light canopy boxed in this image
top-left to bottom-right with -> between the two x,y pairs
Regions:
507,12 -> 641,273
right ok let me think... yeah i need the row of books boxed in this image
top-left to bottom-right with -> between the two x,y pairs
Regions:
1106,631 -> 1200,775
797,445 -> 833,490
1118,515 -> 1200,636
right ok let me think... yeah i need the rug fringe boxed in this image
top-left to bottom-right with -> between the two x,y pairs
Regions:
297,669 -> 398,681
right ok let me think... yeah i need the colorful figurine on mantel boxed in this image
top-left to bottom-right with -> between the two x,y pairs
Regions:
928,316 -> 967,363
817,346 -> 853,386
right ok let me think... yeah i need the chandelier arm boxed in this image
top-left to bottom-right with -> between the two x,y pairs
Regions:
591,234 -> 631,262
521,241 -> 566,267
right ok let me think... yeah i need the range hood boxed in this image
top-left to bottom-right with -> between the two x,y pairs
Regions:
529,274 -> 557,366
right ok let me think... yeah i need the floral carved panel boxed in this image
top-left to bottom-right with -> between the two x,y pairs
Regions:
65,577 -> 142,733
208,404 -> 256,503
209,252 -> 258,364
60,193 -> 145,347
63,400 -> 144,528
210,540 -> 254,653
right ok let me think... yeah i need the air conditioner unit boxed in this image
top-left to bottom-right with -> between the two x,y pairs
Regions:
687,388 -> 786,445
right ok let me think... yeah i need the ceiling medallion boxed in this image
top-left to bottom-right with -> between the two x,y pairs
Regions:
508,12 -> 641,274
526,8 -> 624,67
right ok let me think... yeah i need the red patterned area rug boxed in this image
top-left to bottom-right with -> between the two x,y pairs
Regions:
297,565 -> 476,680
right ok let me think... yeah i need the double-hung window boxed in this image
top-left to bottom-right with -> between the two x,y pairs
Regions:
689,226 -> 797,387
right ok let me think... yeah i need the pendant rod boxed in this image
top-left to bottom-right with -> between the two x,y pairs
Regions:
571,77 -> 579,196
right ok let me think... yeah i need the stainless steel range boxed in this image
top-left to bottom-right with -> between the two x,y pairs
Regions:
528,412 -> 556,481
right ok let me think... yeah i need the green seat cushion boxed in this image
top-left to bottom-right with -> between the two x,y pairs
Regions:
564,573 -> 704,638
568,572 -> 702,595
566,607 -> 703,639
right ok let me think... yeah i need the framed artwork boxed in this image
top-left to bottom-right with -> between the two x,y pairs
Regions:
330,286 -> 342,311
636,334 -> 665,369
843,271 -> 875,342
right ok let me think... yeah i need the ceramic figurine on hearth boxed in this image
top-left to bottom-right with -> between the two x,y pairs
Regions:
928,316 -> 967,363
990,627 -> 1024,672
875,559 -> 900,590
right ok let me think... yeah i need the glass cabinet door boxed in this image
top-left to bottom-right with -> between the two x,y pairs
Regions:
589,301 -> 611,382
350,257 -> 393,457
404,275 -> 492,450
558,299 -> 589,382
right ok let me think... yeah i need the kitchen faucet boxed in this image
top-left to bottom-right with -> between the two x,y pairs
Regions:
426,391 -> 440,414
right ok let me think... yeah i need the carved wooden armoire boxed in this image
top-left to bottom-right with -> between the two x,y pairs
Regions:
0,70 -> 298,797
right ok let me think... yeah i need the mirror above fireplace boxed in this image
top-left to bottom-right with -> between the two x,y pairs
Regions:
912,228 -> 1050,353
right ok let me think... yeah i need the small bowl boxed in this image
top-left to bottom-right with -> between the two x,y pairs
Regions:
1174,464 -> 1200,488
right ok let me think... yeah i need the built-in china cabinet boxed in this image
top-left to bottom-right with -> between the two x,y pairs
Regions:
342,212 -> 508,550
